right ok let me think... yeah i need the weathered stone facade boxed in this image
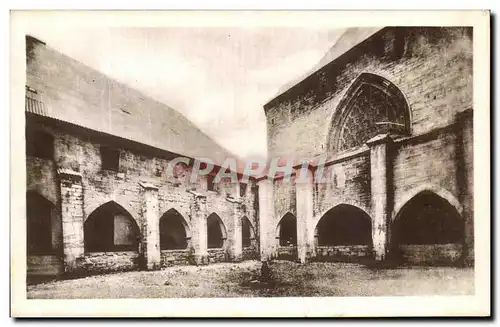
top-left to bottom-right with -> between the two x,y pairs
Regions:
25,26 -> 475,278
262,27 -> 474,266
25,36 -> 259,277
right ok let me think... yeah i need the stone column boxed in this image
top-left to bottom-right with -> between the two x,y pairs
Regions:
139,181 -> 160,270
456,109 -> 474,265
366,134 -> 394,261
257,178 -> 275,261
58,169 -> 85,273
227,198 -> 243,262
189,191 -> 208,265
295,163 -> 315,263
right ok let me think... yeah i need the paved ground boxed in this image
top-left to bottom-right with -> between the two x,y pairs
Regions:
27,260 -> 474,299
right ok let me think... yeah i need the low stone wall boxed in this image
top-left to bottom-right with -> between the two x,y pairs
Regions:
275,246 -> 298,261
398,243 -> 463,265
27,255 -> 64,276
77,251 -> 139,273
160,249 -> 192,267
207,248 -> 228,263
314,245 -> 372,262
242,246 -> 259,261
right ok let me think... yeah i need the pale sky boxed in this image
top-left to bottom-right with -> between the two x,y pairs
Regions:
25,26 -> 344,158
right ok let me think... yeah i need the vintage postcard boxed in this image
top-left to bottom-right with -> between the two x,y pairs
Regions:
10,10 -> 490,317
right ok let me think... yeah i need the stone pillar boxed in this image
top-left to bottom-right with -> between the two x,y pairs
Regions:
456,109 -> 474,265
295,164 -> 315,263
190,191 -> 208,265
257,178 -> 275,261
58,169 -> 85,273
228,199 -> 243,262
366,134 -> 394,261
139,181 -> 160,270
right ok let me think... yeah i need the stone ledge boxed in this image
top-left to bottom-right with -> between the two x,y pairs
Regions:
365,133 -> 394,146
57,168 -> 82,181
138,181 -> 158,190
187,189 -> 206,198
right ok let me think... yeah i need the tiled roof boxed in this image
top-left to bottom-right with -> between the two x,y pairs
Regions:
25,36 -> 234,166
25,96 -> 48,117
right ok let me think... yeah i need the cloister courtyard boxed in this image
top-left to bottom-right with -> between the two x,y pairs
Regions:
27,260 -> 474,299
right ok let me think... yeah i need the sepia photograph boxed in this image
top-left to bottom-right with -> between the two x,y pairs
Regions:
10,10 -> 490,317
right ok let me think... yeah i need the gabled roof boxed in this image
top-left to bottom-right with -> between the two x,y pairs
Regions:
25,35 -> 234,166
271,27 -> 383,103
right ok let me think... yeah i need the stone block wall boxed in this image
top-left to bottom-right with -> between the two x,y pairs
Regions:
160,249 -> 193,267
398,244 -> 463,265
314,245 -> 372,261
207,248 -> 228,263
27,255 -> 64,276
392,128 -> 460,214
314,152 -> 371,221
25,119 -> 259,275
261,27 -> 473,266
273,178 -> 297,225
76,251 -> 139,273
242,246 -> 259,261
275,246 -> 298,261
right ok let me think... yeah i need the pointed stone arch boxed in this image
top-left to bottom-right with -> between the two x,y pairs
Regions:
207,212 -> 227,249
84,195 -> 139,225
159,208 -> 192,250
84,200 -> 140,252
393,190 -> 464,245
393,184 -> 463,221
26,190 -> 58,255
241,216 -> 256,248
326,72 -> 411,154
275,212 -> 297,246
314,204 -> 372,246
391,190 -> 465,265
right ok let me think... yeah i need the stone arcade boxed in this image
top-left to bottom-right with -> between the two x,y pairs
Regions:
25,35 -> 259,276
259,27 -> 473,266
25,26 -> 474,278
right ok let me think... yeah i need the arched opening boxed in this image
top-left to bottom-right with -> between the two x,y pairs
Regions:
207,213 -> 226,249
277,213 -> 297,246
160,209 -> 189,250
394,191 -> 463,245
316,205 -> 372,246
327,73 -> 411,154
393,191 -> 464,265
84,201 -> 139,252
26,191 -> 54,255
242,217 -> 254,248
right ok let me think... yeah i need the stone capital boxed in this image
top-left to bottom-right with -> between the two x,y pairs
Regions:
138,181 -> 158,190
187,189 -> 206,199
57,168 -> 82,182
365,133 -> 394,147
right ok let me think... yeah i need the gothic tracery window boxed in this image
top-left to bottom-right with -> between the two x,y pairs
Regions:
330,73 -> 410,153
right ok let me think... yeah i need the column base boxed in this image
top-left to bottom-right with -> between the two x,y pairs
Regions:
146,262 -> 161,271
230,254 -> 243,263
194,254 -> 209,266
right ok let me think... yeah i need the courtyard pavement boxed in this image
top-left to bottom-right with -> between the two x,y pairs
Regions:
27,260 -> 474,299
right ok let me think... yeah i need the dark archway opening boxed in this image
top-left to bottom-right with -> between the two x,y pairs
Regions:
84,202 -> 139,252
26,191 -> 54,255
242,217 -> 254,248
278,213 -> 297,246
160,209 -> 188,250
317,205 -> 372,246
207,213 -> 225,249
393,192 -> 464,245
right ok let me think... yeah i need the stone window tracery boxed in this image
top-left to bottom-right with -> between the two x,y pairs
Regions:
329,73 -> 411,154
